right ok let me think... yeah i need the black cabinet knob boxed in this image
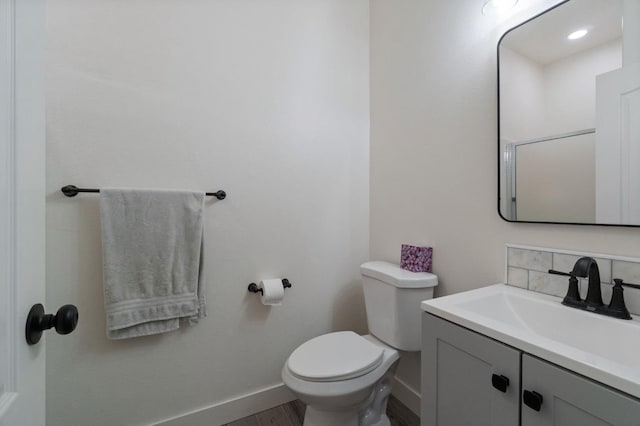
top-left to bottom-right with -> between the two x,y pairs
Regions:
491,374 -> 510,393
523,390 -> 543,411
25,303 -> 78,345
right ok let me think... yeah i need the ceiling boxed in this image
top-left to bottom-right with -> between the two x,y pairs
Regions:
500,0 -> 623,65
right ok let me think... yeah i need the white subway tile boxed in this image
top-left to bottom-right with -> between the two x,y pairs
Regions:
621,286 -> 640,317
529,271 -> 569,298
507,267 -> 528,288
508,248 -> 552,272
612,261 -> 640,285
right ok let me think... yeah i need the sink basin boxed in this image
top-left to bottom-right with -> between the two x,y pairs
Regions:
422,284 -> 640,398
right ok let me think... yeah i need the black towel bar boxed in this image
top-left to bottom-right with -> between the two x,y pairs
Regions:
61,185 -> 226,200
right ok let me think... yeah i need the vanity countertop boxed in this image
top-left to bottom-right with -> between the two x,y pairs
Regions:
422,284 -> 640,399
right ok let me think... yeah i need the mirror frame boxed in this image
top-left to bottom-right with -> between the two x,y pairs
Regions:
496,0 -> 637,227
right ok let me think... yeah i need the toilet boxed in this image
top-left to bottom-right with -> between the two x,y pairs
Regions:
281,261 -> 438,426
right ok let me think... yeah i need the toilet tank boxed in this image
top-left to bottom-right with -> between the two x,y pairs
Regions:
360,261 -> 438,351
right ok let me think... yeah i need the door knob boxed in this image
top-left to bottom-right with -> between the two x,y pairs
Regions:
25,303 -> 78,345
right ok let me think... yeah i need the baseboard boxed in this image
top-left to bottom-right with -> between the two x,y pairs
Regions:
391,376 -> 421,417
152,383 -> 295,426
152,375 -> 419,425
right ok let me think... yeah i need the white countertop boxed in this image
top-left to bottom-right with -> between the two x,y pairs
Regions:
422,284 -> 640,399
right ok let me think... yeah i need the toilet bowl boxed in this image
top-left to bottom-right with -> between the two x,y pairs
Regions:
282,261 -> 438,425
282,332 -> 399,426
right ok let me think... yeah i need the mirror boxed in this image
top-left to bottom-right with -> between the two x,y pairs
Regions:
498,0 -> 640,225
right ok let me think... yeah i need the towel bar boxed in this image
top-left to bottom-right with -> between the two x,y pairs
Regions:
61,185 -> 226,200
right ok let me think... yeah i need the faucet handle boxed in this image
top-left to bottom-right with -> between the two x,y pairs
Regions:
549,269 -> 582,306
608,279 -> 633,319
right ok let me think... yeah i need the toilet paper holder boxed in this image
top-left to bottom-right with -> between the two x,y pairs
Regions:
248,279 -> 292,295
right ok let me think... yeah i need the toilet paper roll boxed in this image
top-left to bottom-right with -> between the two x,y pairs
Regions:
259,279 -> 285,306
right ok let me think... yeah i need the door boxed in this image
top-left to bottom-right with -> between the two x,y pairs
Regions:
522,354 -> 640,426
595,63 -> 640,224
0,0 -> 46,425
422,314 -> 521,426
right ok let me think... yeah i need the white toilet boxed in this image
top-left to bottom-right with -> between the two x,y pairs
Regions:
281,261 -> 438,426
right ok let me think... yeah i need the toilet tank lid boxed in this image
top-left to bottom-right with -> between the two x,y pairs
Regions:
360,261 -> 438,288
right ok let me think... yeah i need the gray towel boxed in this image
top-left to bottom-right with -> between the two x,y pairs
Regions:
100,188 -> 206,339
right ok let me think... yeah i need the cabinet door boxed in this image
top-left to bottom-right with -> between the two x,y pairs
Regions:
522,354 -> 640,426
422,313 -> 520,426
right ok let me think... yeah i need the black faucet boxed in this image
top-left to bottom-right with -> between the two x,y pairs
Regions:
571,257 -> 603,308
549,257 -> 632,320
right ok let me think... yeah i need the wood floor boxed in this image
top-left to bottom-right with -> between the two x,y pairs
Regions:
223,395 -> 419,426
387,396 -> 421,426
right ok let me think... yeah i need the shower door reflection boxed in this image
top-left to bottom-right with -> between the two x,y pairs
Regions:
505,130 -> 595,223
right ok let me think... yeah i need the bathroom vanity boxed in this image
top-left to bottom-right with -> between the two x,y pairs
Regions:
420,284 -> 640,426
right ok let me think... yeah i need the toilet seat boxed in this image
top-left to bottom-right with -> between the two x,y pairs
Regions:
287,331 -> 384,382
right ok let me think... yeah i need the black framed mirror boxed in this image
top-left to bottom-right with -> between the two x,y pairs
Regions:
497,0 -> 640,226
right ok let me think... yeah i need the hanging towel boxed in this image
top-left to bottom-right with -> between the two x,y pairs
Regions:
99,188 -> 206,339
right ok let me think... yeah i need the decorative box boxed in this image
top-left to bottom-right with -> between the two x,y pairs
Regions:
400,244 -> 433,273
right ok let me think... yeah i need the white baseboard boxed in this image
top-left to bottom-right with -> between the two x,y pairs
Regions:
391,376 -> 421,417
152,375 -> 419,425
152,383 -> 295,426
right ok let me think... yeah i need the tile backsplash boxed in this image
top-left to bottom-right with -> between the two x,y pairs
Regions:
506,245 -> 640,316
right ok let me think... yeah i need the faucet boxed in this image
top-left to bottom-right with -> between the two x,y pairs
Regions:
571,257 -> 603,307
549,257 -> 632,320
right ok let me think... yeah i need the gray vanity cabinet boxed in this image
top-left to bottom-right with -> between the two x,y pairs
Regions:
522,355 -> 640,426
421,313 -> 520,426
423,312 -> 640,426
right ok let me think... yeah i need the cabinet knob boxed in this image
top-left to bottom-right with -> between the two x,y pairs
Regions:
491,374 -> 510,393
523,390 -> 543,411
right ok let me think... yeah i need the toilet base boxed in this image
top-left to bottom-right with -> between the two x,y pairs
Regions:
302,368 -> 394,426
303,407 -> 360,426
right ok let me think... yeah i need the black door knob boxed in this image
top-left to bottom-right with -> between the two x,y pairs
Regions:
523,390 -> 543,411
491,374 -> 510,393
25,303 -> 78,345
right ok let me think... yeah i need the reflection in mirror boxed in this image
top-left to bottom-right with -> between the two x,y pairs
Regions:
498,0 -> 640,225
505,130 -> 595,222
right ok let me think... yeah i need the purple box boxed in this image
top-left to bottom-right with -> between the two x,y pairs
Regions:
400,244 -> 433,273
